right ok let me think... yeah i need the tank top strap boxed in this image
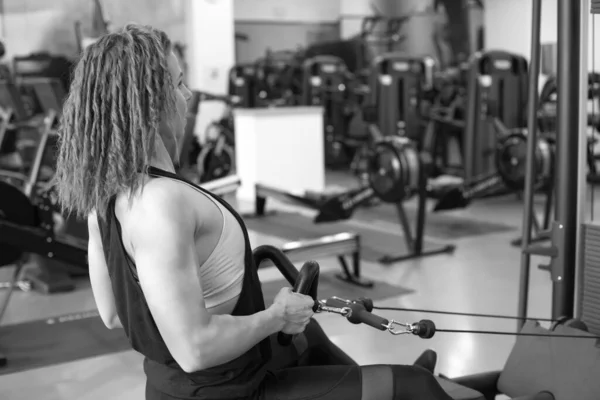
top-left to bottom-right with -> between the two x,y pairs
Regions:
146,167 -> 245,236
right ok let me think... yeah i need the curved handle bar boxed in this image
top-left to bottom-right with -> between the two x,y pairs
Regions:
277,260 -> 320,346
251,245 -> 320,346
252,245 -> 299,285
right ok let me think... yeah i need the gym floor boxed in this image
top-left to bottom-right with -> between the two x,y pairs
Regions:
0,172 -> 581,400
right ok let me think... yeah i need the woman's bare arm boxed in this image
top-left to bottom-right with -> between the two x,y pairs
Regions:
87,211 -> 122,329
130,182 -> 282,372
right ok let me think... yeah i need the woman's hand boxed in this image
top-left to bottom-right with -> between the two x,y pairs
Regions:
269,287 -> 315,334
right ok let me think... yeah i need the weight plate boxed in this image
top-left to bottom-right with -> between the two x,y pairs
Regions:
496,132 -> 553,191
0,180 -> 37,267
367,137 -> 420,203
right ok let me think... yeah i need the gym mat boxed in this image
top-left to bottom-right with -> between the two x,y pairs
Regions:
245,211 -> 455,263
0,310 -> 130,376
354,204 -> 514,240
261,270 -> 413,306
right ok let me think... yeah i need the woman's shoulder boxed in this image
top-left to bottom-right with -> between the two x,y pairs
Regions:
125,177 -> 214,229
129,178 -> 189,220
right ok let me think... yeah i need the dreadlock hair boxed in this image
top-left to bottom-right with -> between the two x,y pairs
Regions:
54,24 -> 177,221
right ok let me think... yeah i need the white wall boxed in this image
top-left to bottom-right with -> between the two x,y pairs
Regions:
485,0 -> 600,72
186,0 -> 235,142
234,0 -> 340,22
484,0 -> 557,59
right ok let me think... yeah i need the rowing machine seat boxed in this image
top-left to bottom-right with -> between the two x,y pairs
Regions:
450,320 -> 600,400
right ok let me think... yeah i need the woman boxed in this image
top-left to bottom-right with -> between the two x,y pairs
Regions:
54,24 -> 455,400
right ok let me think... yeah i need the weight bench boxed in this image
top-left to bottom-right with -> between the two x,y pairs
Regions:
252,182 -> 372,288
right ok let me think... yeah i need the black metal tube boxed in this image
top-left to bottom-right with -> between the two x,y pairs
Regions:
553,0 -> 581,319
517,0 -> 542,329
252,245 -> 299,285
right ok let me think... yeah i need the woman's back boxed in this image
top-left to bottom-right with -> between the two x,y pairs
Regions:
97,167 -> 271,399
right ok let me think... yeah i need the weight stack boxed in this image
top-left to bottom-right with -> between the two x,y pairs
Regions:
580,223 -> 600,335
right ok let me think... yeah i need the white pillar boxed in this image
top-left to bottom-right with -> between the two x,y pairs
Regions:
185,0 -> 235,143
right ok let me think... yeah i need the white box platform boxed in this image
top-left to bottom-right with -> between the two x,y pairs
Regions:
234,106 -> 325,202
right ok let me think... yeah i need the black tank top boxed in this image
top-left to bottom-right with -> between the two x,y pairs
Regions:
97,166 -> 272,399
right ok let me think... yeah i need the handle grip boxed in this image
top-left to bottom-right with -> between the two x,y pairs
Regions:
347,303 -> 388,331
277,261 -> 320,346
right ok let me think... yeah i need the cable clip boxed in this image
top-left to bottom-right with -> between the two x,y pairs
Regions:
316,296 -> 359,317
383,320 -> 414,335
315,302 -> 352,317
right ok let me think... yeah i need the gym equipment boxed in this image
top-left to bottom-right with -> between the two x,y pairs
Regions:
581,223 -> 600,336
252,184 -> 370,288
0,78 -> 64,186
357,16 -> 408,73
200,174 -> 241,197
21,77 -> 66,116
229,63 -> 259,108
445,320 -> 599,399
0,110 -> 63,365
433,117 -> 556,215
12,52 -> 73,96
0,109 -> 89,290
368,53 -> 436,141
539,72 -> 600,185
495,128 -> 554,193
300,55 -> 352,167
462,50 -> 528,183
494,121 -> 555,247
578,0 -> 600,343
517,0 -> 581,327
316,132 -> 456,264
253,49 -> 300,106
195,91 -> 239,183
255,246 -> 486,400
270,247 -> 600,399
318,289 -> 600,397
255,246 -> 486,399
424,50 -> 528,189
349,104 -> 384,186
430,51 -> 537,213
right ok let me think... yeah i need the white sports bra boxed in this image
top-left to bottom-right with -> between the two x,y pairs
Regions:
189,184 -> 245,310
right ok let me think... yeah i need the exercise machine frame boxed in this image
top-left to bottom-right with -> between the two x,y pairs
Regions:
253,183 -> 371,288
517,0 -> 583,327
